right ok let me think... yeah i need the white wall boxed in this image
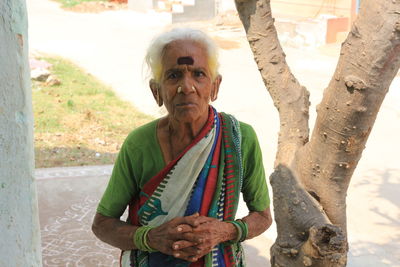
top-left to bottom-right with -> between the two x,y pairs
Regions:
0,0 -> 42,266
217,0 -> 237,12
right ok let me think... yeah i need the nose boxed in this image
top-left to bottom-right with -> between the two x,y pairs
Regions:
180,74 -> 195,94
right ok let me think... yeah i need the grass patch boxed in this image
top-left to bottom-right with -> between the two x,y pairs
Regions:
54,0 -> 107,8
32,56 -> 153,168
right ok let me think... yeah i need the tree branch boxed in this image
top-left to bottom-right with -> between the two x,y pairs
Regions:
295,0 -> 400,231
235,0 -> 310,166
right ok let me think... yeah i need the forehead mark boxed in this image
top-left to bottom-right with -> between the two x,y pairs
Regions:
177,56 -> 194,65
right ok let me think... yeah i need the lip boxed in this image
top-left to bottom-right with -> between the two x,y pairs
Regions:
176,102 -> 196,107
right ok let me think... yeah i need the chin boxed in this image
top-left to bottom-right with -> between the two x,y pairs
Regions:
173,109 -> 202,123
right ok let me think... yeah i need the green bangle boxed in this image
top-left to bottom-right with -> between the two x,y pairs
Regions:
236,219 -> 248,242
226,221 -> 242,244
133,226 -> 157,252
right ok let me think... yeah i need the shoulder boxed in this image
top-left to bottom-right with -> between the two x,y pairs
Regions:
123,119 -> 159,149
219,112 -> 258,143
238,121 -> 257,140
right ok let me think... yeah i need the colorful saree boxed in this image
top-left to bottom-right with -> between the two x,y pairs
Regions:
121,106 -> 245,267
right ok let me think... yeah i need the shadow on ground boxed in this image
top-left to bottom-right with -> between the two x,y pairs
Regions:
348,168 -> 400,266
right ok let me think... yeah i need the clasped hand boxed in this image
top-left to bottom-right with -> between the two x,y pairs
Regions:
147,213 -> 234,262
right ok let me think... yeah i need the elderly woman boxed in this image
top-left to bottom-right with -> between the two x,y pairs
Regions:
92,28 -> 272,267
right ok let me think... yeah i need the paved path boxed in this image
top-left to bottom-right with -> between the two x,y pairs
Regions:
28,0 -> 400,266
36,165 -> 272,266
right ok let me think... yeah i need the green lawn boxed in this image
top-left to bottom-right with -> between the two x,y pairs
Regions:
32,56 -> 152,168
54,0 -> 107,8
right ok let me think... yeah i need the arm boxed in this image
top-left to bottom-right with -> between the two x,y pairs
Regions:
242,207 -> 273,239
92,213 -> 138,251
92,212 -> 204,261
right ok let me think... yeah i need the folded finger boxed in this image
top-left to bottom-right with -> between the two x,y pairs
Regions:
175,224 -> 193,234
182,232 -> 203,244
172,249 -> 200,262
184,215 -> 213,227
172,240 -> 198,250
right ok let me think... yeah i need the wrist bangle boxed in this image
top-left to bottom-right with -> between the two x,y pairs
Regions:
133,226 -> 157,252
226,220 -> 245,244
229,221 -> 242,243
236,219 -> 248,242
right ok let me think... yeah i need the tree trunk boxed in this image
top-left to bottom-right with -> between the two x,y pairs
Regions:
235,0 -> 400,266
0,1 -> 43,266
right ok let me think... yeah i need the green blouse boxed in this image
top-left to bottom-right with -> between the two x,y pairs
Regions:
97,119 -> 270,218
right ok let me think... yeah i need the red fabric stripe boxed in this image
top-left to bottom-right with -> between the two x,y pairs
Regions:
226,175 -> 235,180
226,194 -> 235,200
226,199 -> 235,205
224,249 -> 232,267
226,184 -> 234,190
226,189 -> 235,195
199,116 -> 222,215
226,169 -> 234,174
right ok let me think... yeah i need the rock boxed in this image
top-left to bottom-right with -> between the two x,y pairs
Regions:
46,75 -> 61,86
29,58 -> 52,70
31,68 -> 50,81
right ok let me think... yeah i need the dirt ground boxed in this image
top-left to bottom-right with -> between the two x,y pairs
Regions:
65,1 -> 127,13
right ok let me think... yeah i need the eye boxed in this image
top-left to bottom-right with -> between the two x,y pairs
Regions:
166,71 -> 181,80
194,70 -> 206,78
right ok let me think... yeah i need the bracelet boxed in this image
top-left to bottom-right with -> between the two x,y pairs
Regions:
236,219 -> 248,242
228,221 -> 242,243
133,225 -> 157,252
226,219 -> 248,243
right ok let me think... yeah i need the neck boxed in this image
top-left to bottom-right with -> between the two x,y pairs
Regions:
157,109 -> 209,163
167,115 -> 207,141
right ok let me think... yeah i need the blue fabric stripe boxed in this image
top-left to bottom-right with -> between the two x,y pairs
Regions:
217,245 -> 226,267
185,108 -> 220,216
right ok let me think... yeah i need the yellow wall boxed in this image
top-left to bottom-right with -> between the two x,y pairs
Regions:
271,0 -> 351,19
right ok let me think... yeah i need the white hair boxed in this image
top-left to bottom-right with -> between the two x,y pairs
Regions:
144,28 -> 219,82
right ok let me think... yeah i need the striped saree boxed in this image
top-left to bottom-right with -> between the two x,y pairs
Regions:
122,106 -> 245,267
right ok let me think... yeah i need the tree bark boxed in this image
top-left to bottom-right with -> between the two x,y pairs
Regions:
235,0 -> 400,266
295,0 -> 400,233
0,1 -> 43,266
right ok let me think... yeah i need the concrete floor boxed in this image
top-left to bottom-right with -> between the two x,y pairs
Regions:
36,165 -> 272,267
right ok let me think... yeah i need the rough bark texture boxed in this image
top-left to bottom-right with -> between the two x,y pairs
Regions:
295,0 -> 400,233
0,1 -> 43,266
235,0 -> 400,266
270,166 -> 346,267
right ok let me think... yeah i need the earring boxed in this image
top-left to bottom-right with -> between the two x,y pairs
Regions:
191,86 -> 196,92
177,86 -> 182,94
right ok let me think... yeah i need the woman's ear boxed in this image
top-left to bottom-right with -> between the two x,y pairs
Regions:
211,75 -> 222,102
149,79 -> 163,107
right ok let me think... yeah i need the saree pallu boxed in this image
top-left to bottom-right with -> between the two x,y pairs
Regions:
121,106 -> 245,267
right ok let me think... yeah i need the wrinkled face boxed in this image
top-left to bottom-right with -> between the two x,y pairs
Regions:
157,40 -> 219,124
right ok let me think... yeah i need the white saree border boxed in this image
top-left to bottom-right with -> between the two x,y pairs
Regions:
141,126 -> 216,226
